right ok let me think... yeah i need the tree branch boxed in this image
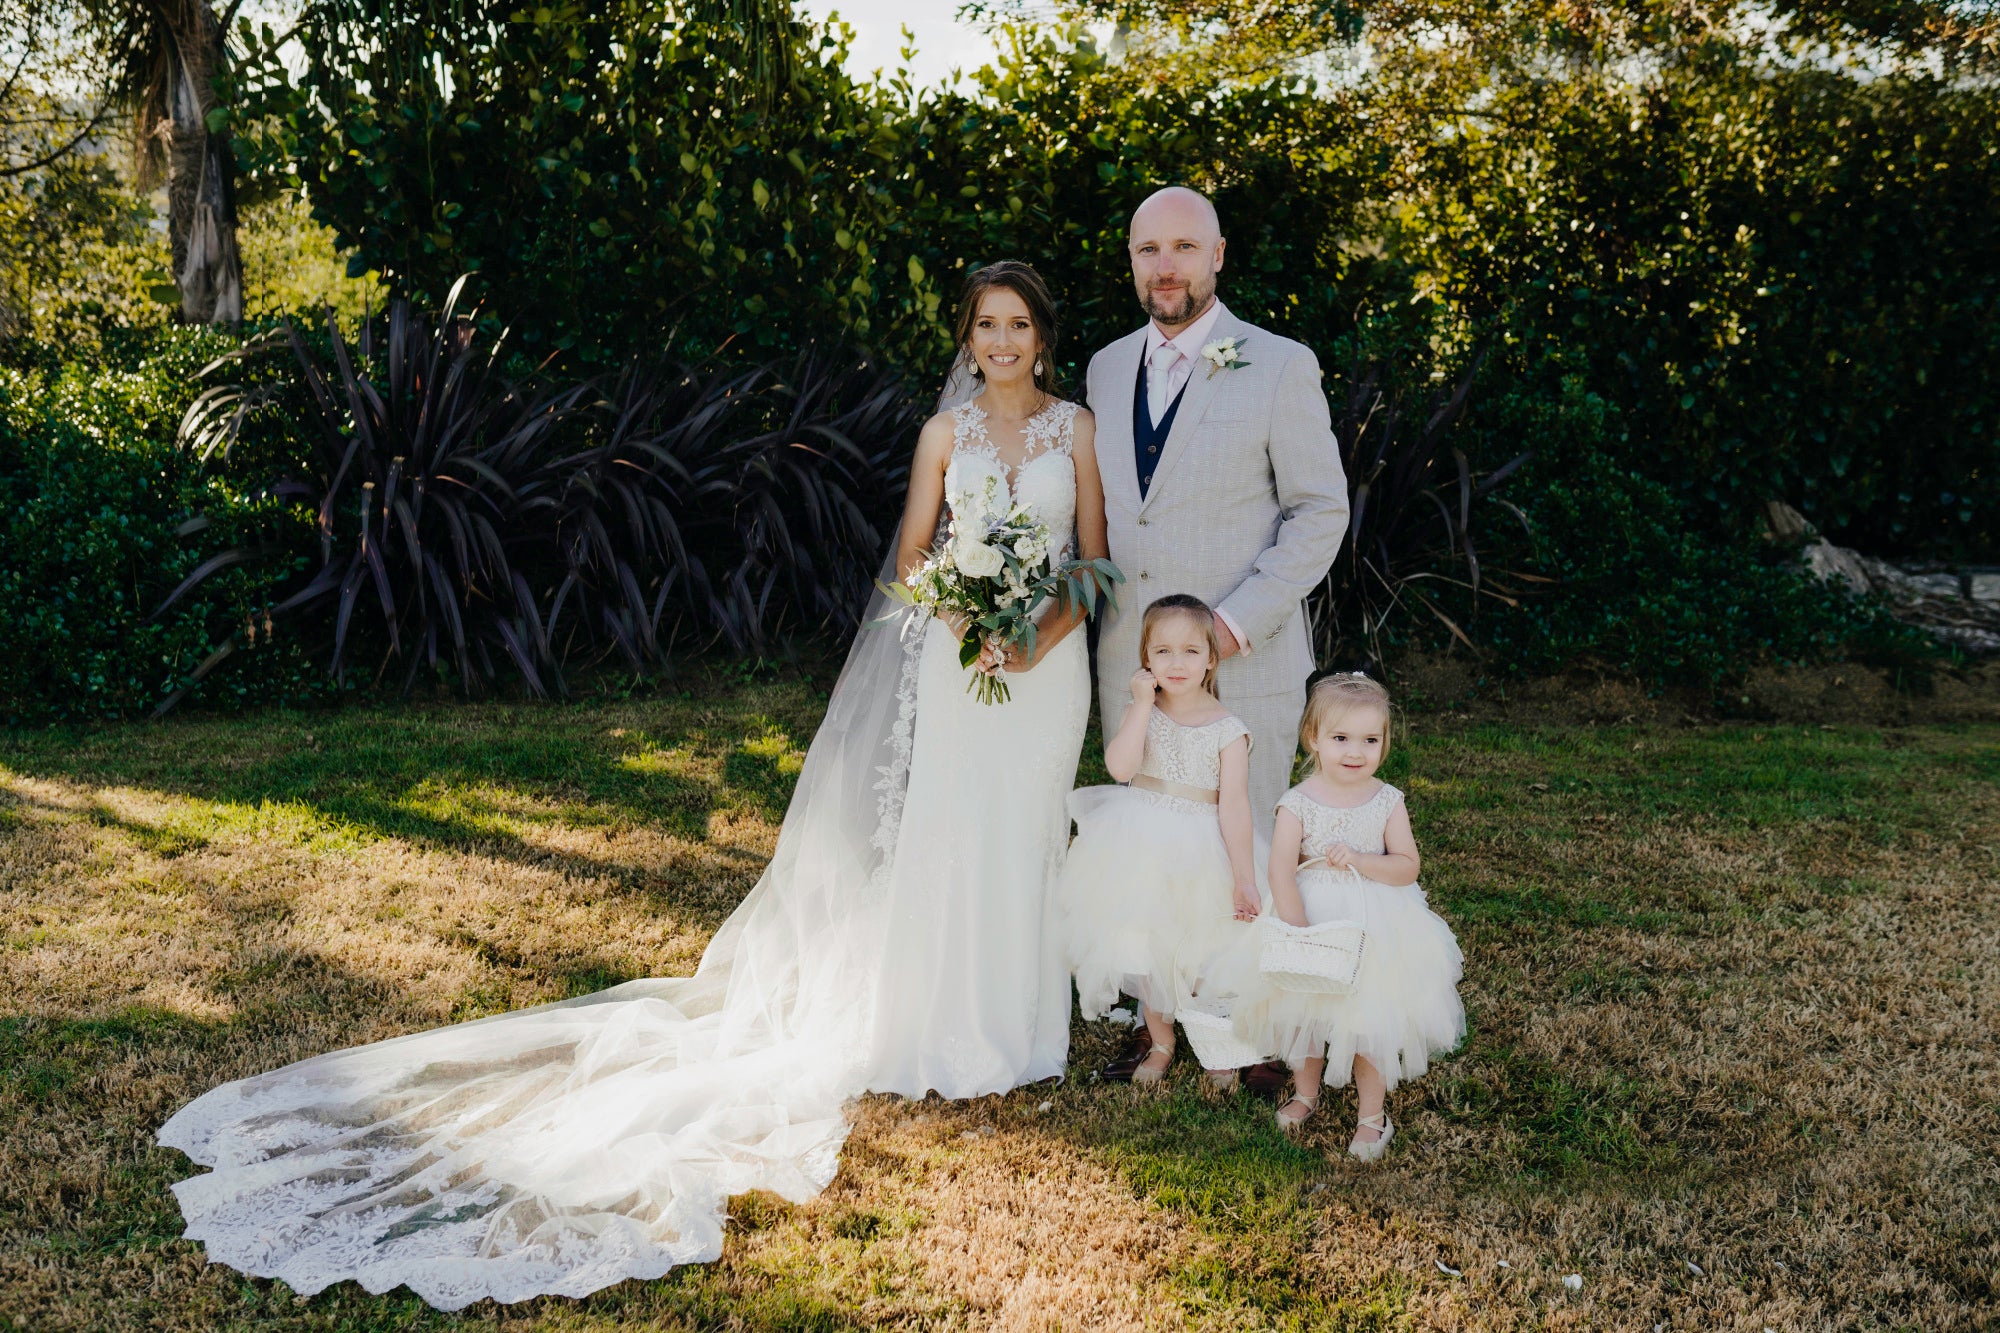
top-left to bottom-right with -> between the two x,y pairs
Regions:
0,98 -> 115,177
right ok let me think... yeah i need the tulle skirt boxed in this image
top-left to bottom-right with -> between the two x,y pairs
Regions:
1057,785 -> 1241,1019
1215,865 -> 1465,1090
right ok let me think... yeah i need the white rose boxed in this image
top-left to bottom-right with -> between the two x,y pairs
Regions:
954,537 -> 1005,578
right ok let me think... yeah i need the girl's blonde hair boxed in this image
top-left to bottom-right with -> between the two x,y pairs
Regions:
1299,672 -> 1394,769
1140,593 -> 1222,697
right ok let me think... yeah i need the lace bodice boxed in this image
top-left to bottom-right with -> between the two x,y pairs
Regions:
1279,783 -> 1403,858
1135,709 -> 1250,808
944,398 -> 1079,558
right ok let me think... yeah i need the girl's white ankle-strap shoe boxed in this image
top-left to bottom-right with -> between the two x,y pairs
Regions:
1347,1111 -> 1394,1161
1132,1041 -> 1175,1085
1275,1087 -> 1320,1131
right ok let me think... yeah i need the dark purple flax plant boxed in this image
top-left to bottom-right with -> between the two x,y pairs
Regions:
1313,348 -> 1537,668
157,278 -> 922,711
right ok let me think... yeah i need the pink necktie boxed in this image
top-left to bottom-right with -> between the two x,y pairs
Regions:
1147,342 -> 1184,424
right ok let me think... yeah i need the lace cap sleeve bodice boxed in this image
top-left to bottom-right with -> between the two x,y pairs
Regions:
943,398 -> 1080,558
1138,709 -> 1251,792
1279,782 -> 1403,856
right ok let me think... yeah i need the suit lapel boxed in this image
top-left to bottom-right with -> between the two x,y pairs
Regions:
1140,308 -> 1241,512
1099,327 -> 1148,511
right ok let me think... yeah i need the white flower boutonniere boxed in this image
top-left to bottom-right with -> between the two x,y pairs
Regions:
1200,335 -> 1250,379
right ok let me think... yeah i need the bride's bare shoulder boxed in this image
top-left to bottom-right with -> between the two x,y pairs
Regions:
912,410 -> 960,467
1068,404 -> 1098,450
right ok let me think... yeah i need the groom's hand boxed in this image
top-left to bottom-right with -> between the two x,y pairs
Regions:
1214,619 -> 1243,660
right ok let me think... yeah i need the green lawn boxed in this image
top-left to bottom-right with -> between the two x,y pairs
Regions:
1,674 -> 1995,1330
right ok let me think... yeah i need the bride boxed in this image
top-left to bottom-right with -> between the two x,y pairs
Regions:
156,261 -> 1109,1310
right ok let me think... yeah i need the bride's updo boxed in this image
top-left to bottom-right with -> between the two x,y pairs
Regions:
952,260 -> 1062,396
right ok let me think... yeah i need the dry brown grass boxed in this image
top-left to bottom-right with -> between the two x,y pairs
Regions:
0,683 -> 1994,1330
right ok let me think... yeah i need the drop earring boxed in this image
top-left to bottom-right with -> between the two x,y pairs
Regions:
1034,358 -> 1044,377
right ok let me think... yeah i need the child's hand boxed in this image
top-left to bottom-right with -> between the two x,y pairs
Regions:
1231,884 -> 1260,922
1325,842 -> 1360,870
1129,668 -> 1158,705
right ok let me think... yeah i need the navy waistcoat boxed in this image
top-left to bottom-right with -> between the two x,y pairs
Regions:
1133,347 -> 1190,500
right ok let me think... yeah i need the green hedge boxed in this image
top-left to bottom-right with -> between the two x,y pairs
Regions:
224,16 -> 2000,563
1399,49 -> 2000,562
0,331 -> 327,725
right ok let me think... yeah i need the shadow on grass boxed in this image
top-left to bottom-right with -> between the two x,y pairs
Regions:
0,691 -> 831,938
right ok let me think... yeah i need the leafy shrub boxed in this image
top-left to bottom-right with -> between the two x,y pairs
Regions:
0,330 -> 327,725
230,3 -> 940,367
0,153 -> 171,359
1457,376 -> 1933,690
1383,39 -> 2000,561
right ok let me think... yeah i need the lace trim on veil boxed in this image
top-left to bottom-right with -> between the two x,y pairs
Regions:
871,618 -> 928,857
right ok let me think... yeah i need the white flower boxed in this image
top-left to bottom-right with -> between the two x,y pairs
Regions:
950,476 -> 1001,530
953,535 -> 1005,578
1200,335 -> 1250,378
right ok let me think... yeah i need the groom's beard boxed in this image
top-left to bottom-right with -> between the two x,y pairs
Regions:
1142,274 -> 1216,329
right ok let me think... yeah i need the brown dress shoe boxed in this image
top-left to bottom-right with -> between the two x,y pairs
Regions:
1098,1029 -> 1162,1083
1241,1060 -> 1289,1103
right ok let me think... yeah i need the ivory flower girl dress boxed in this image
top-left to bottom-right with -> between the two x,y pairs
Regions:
1226,783 -> 1465,1086
1059,709 -> 1251,1022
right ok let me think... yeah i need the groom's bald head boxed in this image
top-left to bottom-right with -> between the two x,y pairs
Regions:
1128,187 -> 1225,332
1130,187 -> 1221,245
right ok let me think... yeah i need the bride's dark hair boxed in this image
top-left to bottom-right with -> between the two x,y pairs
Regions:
952,260 -> 1062,396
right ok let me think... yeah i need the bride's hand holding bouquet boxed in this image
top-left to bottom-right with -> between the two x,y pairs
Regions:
884,473 -> 1122,704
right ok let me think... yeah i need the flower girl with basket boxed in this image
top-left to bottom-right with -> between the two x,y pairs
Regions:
1224,673 -> 1465,1157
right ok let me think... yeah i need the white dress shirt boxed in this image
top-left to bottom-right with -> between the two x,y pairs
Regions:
1141,299 -> 1250,655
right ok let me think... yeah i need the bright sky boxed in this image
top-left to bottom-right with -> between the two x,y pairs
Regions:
791,0 -> 1008,90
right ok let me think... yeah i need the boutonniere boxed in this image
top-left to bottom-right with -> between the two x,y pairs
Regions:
1200,336 -> 1250,379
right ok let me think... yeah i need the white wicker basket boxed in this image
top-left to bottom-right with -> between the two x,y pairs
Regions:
1258,917 -> 1366,995
1176,997 -> 1266,1070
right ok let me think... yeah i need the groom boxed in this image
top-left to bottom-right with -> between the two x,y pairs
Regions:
1088,186 -> 1349,825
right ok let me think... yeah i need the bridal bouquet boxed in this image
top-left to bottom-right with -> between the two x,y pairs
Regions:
884,474 -> 1123,704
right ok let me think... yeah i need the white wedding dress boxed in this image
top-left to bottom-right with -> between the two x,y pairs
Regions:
155,396 -> 1091,1311
869,400 -> 1089,1095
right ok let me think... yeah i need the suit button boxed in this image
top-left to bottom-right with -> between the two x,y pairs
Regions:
1137,518 -> 1149,527
1139,572 -> 1149,581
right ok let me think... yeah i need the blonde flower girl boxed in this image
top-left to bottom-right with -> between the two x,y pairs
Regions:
1229,673 -> 1465,1158
1059,595 -> 1260,1088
